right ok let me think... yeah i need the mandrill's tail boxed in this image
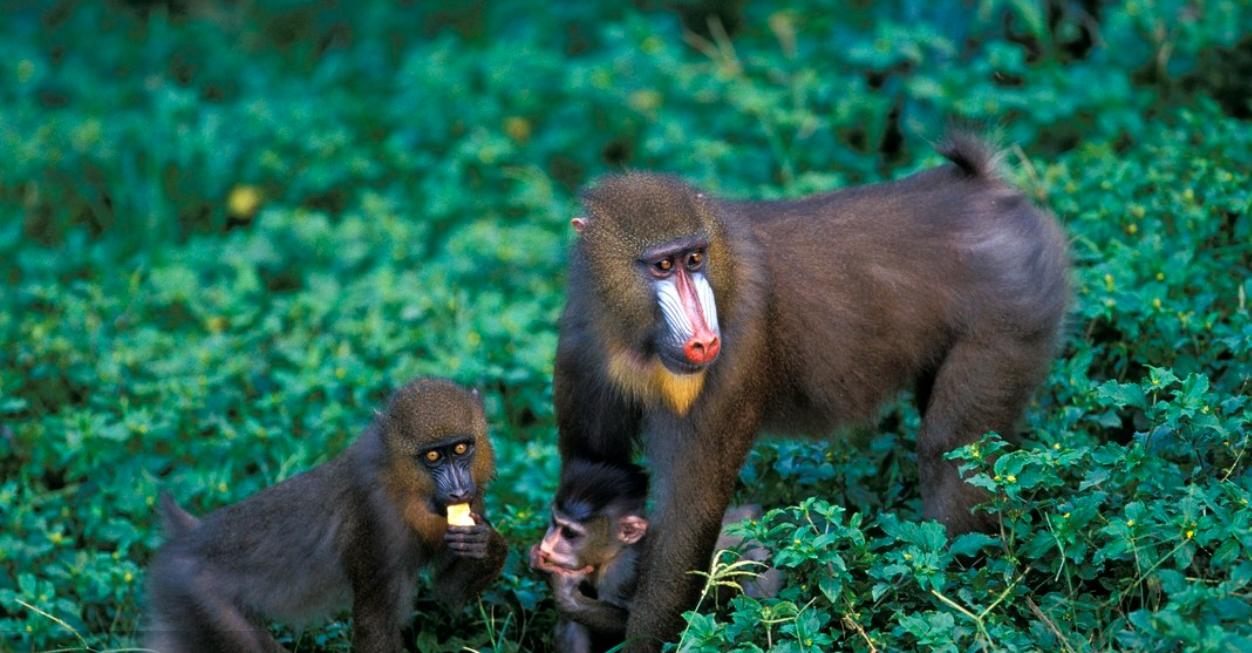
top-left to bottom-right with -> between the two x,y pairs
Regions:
159,491 -> 200,537
937,129 -> 1003,180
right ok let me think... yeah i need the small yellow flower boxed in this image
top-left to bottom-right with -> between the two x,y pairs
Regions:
1126,519 -> 1135,527
124,571 -> 134,583
1155,272 -> 1165,281
1104,298 -> 1115,308
1201,406 -> 1210,414
1152,298 -> 1162,309
1006,474 -> 1017,483
218,481 -> 228,494
1185,530 -> 1194,539
1104,273 -> 1115,291
629,89 -> 663,113
504,116 -> 531,143
993,474 -> 1001,482
903,552 -> 913,560
335,367 -> 346,380
1062,512 -> 1071,519
227,185 -> 263,218
1052,443 -> 1061,450
17,59 -> 35,83
1183,188 -> 1195,202
1125,223 -> 1138,235
49,532 -> 64,545
146,496 -> 155,507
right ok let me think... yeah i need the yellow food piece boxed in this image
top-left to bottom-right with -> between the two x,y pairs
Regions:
446,503 -> 473,527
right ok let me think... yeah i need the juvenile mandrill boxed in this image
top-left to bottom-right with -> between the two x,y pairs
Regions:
530,460 -> 779,653
555,134 -> 1070,650
145,378 -> 506,653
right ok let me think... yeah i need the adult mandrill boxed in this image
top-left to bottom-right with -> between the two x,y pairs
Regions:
554,134 -> 1069,651
145,378 -> 506,653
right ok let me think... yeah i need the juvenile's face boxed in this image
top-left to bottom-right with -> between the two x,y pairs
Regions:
381,379 -> 495,508
415,437 -> 478,509
537,507 -> 616,570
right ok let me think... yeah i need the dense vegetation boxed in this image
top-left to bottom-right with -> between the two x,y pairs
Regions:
2,1 -> 1249,651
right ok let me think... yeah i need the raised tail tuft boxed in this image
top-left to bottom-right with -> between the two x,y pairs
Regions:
937,130 -> 1002,179
159,491 -> 200,537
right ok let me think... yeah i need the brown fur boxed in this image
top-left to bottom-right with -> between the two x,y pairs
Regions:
537,463 -> 781,653
145,378 -> 506,653
555,134 -> 1070,651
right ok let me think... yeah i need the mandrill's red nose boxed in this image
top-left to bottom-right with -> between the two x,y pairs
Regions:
683,334 -> 720,365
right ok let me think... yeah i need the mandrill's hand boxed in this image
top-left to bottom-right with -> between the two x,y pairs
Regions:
445,512 -> 495,559
549,566 -> 592,614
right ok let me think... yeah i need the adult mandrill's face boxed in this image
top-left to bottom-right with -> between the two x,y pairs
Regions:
640,236 -> 720,374
574,172 -> 730,377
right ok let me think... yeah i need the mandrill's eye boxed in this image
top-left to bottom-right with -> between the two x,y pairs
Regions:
424,450 -> 441,464
651,257 -> 675,277
453,443 -> 468,456
686,250 -> 703,270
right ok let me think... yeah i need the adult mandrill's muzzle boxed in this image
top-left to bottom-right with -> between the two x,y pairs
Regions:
657,268 -> 721,369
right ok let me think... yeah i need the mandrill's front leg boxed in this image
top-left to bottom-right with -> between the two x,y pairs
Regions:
624,418 -> 753,652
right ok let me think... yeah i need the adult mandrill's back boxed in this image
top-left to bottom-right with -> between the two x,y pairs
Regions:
732,133 -> 1070,438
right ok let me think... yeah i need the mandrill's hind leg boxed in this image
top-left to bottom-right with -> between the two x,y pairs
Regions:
146,557 -> 289,653
916,337 -> 1053,534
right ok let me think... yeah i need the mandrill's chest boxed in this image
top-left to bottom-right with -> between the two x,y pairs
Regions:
605,344 -> 708,416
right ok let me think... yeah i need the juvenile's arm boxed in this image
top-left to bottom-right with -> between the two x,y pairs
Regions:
552,573 -> 629,636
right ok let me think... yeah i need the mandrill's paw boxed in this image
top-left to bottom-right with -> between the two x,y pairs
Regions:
549,566 -> 594,614
445,513 -> 493,559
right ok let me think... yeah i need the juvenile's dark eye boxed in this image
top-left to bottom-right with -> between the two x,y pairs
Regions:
453,443 -> 468,456
652,257 -> 674,276
424,450 -> 440,463
560,526 -> 580,540
686,250 -> 703,270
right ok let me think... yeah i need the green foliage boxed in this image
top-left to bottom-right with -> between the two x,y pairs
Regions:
1,1 -> 1248,651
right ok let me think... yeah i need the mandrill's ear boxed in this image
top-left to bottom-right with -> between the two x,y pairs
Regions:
571,217 -> 588,234
616,514 -> 648,545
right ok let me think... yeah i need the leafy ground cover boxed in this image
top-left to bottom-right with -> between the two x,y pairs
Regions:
1,1 -> 1249,651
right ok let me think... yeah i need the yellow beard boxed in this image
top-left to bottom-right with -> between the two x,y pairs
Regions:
607,346 -> 706,415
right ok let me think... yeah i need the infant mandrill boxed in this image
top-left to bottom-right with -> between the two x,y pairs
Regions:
146,378 -> 506,653
531,460 -> 778,653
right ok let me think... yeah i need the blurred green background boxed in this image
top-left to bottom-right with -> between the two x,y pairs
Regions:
1,1 -> 1249,651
